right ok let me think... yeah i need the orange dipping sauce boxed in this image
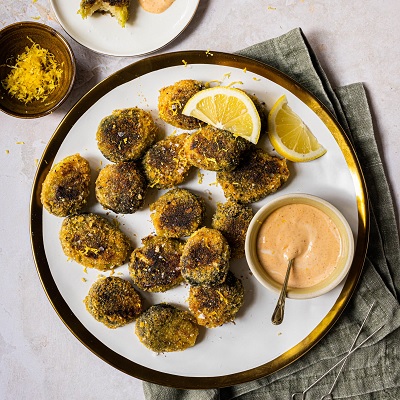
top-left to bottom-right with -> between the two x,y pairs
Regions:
139,0 -> 175,13
256,203 -> 342,288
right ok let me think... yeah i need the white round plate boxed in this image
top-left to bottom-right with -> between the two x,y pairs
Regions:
31,51 -> 368,388
50,0 -> 200,56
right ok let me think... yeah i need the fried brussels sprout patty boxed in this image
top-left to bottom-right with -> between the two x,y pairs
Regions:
180,227 -> 230,286
217,147 -> 290,203
41,154 -> 91,217
95,161 -> 147,214
211,200 -> 253,259
78,0 -> 130,28
158,79 -> 206,130
247,92 -> 268,135
135,304 -> 199,352
60,213 -> 131,270
142,133 -> 192,189
184,125 -> 250,171
188,272 -> 244,328
96,107 -> 158,163
84,276 -> 142,328
150,188 -> 205,238
129,235 -> 184,292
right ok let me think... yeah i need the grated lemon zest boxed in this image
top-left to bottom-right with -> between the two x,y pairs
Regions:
226,81 -> 243,88
1,37 -> 63,104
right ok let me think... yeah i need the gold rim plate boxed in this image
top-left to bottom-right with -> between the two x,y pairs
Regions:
30,51 -> 369,389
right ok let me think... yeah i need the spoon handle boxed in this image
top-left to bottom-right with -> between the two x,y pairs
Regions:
271,258 -> 294,325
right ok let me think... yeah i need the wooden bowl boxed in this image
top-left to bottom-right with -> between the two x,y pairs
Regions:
0,22 -> 75,118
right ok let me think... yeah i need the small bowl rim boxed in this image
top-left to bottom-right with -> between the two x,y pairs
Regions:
245,193 -> 355,299
0,21 -> 76,119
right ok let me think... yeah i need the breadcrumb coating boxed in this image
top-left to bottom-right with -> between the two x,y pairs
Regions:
142,133 -> 192,189
129,235 -> 184,292
188,271 -> 244,328
180,227 -> 230,286
59,213 -> 131,271
158,80 -> 205,130
184,126 -> 250,171
211,200 -> 253,259
150,188 -> 205,238
135,304 -> 199,352
96,108 -> 158,163
84,276 -> 142,328
217,147 -> 290,203
95,161 -> 147,214
41,154 -> 91,217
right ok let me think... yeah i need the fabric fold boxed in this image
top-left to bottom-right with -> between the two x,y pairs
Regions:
143,28 -> 400,400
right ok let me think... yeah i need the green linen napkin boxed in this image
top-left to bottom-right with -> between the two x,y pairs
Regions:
143,28 -> 400,400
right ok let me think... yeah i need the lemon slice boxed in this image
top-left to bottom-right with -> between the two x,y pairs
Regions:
268,95 -> 327,162
182,86 -> 261,144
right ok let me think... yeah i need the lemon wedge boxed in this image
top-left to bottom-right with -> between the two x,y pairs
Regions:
182,86 -> 261,144
268,95 -> 327,162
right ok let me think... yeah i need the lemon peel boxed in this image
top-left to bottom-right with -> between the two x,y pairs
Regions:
182,86 -> 261,144
267,95 -> 327,162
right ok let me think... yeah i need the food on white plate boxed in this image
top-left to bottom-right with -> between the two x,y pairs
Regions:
78,0 -> 130,27
129,235 -> 184,292
142,133 -> 192,189
95,161 -> 147,214
42,76 -> 302,353
211,200 -> 253,259
96,107 -> 158,163
135,303 -> 199,352
150,188 -> 206,238
180,227 -> 230,287
41,153 -> 91,217
183,125 -> 250,171
84,276 -> 142,328
59,213 -> 131,271
217,146 -> 290,204
188,271 -> 244,328
158,79 -> 206,130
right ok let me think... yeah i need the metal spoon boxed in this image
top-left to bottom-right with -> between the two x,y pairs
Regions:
271,258 -> 294,325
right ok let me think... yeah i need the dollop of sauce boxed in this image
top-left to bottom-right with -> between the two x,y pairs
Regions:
256,203 -> 341,288
139,0 -> 175,13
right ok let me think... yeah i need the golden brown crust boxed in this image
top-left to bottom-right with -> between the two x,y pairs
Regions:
59,213 -> 131,271
41,154 -> 91,217
180,227 -> 230,286
211,200 -> 253,259
246,92 -> 268,136
135,304 -> 199,352
129,235 -> 184,292
217,147 -> 290,203
184,126 -> 250,171
158,80 -> 206,130
188,272 -> 244,328
142,133 -> 192,189
150,188 -> 205,238
95,161 -> 147,214
96,108 -> 158,163
84,276 -> 142,328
